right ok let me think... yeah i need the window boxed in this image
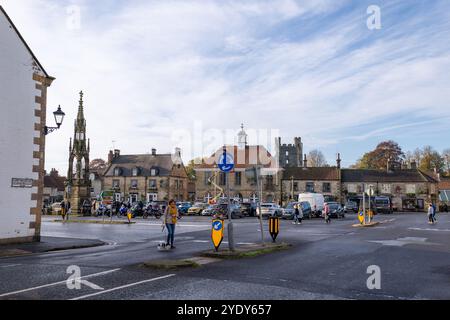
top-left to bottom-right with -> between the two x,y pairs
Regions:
286,159 -> 289,164
132,168 -> 138,177
204,172 -> 212,186
293,182 -> 298,192
235,172 -> 242,186
114,168 -> 120,176
131,180 -> 138,189
151,168 -> 157,176
179,180 -> 183,189
175,180 -> 179,190
114,193 -> 121,202
286,151 -> 289,156
306,182 -> 315,192
266,176 -> 274,186
323,183 -> 331,193
149,179 -> 157,189
113,180 -> 120,189
219,172 -> 226,186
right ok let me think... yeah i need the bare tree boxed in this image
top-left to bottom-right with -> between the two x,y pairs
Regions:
307,150 -> 328,167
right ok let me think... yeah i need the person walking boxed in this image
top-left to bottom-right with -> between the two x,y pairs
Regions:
432,203 -> 437,224
324,203 -> 331,224
293,203 -> 303,225
162,199 -> 179,249
427,203 -> 435,224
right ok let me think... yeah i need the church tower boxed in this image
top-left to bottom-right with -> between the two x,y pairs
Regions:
237,123 -> 248,149
66,91 -> 91,214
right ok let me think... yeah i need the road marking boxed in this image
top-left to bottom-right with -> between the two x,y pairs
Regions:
0,264 -> 21,268
70,274 -> 176,300
192,240 -> 209,243
409,227 -> 450,232
368,237 -> 440,247
0,268 -> 120,298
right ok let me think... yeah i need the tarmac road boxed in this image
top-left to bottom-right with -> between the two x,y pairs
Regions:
0,212 -> 449,300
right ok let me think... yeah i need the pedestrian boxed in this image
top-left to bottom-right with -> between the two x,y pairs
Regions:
432,203 -> 437,223
162,199 -> 179,249
427,203 -> 435,224
292,203 -> 303,225
324,203 -> 331,224
60,200 -> 66,219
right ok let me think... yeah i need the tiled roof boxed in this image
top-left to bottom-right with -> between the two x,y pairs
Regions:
44,175 -> 66,191
341,169 -> 438,183
104,154 -> 181,177
282,167 -> 340,180
439,177 -> 450,190
194,145 -> 277,170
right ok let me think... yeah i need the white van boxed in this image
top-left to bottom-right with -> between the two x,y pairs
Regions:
298,193 -> 325,217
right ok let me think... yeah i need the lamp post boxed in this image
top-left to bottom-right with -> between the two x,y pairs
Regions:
44,105 -> 65,135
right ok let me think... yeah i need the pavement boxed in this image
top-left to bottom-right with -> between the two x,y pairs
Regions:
0,236 -> 105,257
0,212 -> 449,300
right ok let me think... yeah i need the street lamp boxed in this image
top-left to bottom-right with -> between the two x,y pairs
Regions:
44,105 -> 65,135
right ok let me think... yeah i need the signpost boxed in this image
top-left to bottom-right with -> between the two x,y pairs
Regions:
218,147 -> 235,251
211,219 -> 224,251
245,166 -> 264,243
268,216 -> 279,242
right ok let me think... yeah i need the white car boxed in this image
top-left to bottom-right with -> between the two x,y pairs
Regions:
256,203 -> 283,219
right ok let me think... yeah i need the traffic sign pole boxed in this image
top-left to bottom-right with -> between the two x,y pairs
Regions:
227,170 -> 235,251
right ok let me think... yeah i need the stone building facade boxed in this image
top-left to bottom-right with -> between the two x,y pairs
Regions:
341,169 -> 439,212
275,137 -> 303,168
194,126 -> 281,203
103,148 -> 188,203
281,167 -> 341,205
0,6 -> 55,243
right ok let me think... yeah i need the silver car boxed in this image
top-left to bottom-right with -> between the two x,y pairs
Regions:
256,203 -> 283,219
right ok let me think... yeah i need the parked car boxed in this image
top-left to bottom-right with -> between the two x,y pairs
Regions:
282,202 -> 312,220
374,196 -> 393,214
187,203 -> 209,215
325,202 -> 345,219
298,193 -> 324,217
256,203 -> 283,219
177,202 -> 192,215
344,201 -> 358,213
201,203 -> 243,219
241,202 -> 257,217
49,202 -> 62,215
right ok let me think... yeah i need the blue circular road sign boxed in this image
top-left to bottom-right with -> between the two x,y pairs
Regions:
218,152 -> 234,172
212,220 -> 223,230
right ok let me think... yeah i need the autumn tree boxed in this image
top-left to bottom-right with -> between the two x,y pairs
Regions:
418,146 -> 445,173
307,150 -> 328,167
89,158 -> 107,172
353,140 -> 404,170
185,158 -> 203,180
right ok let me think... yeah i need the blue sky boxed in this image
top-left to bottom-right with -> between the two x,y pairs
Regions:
2,0 -> 450,171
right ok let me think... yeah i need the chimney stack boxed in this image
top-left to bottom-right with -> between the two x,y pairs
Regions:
108,150 -> 113,163
337,153 -> 341,169
152,148 -> 157,156
303,154 -> 308,168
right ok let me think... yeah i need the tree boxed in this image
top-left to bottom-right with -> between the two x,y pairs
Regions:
185,158 -> 203,180
307,150 -> 328,167
89,158 -> 107,172
353,141 -> 404,170
442,148 -> 450,174
418,146 -> 445,173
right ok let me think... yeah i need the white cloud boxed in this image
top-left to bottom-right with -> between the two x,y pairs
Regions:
1,0 -> 449,172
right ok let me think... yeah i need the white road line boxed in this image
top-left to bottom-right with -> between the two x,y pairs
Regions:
70,274 -> 176,300
0,264 -> 21,268
409,227 -> 450,232
192,240 -> 209,243
0,268 -> 120,298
